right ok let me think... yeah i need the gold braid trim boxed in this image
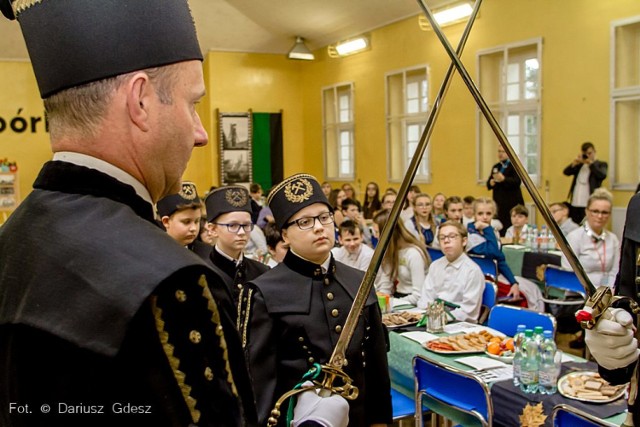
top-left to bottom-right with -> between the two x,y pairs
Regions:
13,0 -> 44,15
236,287 -> 244,330
197,274 -> 239,397
240,288 -> 253,349
150,296 -> 201,424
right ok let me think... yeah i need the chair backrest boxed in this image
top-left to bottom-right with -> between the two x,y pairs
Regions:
544,264 -> 587,297
478,281 -> 498,324
427,247 -> 444,262
414,355 -> 493,427
551,404 -> 613,427
469,254 -> 498,283
487,304 -> 557,337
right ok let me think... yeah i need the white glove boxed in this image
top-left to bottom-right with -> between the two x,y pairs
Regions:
584,307 -> 640,370
290,382 -> 349,427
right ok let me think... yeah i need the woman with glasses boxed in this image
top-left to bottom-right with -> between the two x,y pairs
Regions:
562,188 -> 620,288
562,188 -> 619,348
244,174 -> 392,427
405,193 -> 436,247
374,209 -> 431,307
203,186 -> 269,327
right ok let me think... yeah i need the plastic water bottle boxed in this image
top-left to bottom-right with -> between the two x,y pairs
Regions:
529,225 -> 538,251
533,326 -> 544,346
539,225 -> 549,252
538,330 -> 559,394
519,329 -> 539,393
512,324 -> 527,386
547,229 -> 556,251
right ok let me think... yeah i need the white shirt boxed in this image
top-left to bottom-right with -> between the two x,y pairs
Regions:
374,246 -> 428,306
417,253 -> 484,322
561,224 -> 620,288
331,244 -> 374,272
505,224 -> 530,240
571,164 -> 591,207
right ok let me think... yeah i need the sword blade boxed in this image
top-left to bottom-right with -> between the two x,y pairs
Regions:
326,0 -> 484,371
418,0 -> 597,297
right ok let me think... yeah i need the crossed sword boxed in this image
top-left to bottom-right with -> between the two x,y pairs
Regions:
267,1 -> 638,425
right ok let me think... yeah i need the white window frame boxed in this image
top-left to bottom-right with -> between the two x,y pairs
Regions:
322,82 -> 355,180
476,38 -> 542,186
385,65 -> 431,183
610,16 -> 640,190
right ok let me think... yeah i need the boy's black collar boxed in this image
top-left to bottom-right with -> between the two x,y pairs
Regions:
283,250 -> 336,279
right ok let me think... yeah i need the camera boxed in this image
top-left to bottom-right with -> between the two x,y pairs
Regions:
582,154 -> 588,160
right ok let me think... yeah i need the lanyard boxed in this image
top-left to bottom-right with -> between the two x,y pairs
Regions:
591,238 -> 607,273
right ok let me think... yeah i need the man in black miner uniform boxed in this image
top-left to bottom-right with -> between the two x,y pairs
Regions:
0,1 -> 339,426
486,146 -> 524,236
202,186 -> 269,335
585,192 -> 640,425
245,174 -> 392,427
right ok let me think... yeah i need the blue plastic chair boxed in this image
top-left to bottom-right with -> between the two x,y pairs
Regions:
469,254 -> 498,283
391,388 -> 415,423
542,264 -> 587,307
551,403 -> 614,426
478,281 -> 497,324
414,355 -> 493,427
427,247 -> 444,261
487,304 -> 556,337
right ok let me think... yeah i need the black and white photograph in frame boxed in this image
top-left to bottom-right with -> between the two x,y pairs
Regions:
221,150 -> 251,185
220,112 -> 251,150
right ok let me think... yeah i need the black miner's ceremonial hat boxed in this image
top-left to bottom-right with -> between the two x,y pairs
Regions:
267,174 -> 333,230
205,186 -> 253,223
157,182 -> 201,218
1,0 -> 203,98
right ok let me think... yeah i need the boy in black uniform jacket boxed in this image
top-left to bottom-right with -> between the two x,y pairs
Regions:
245,174 -> 392,427
203,186 -> 269,336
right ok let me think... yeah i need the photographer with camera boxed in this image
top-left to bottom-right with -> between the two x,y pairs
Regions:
563,141 -> 608,224
486,147 -> 524,236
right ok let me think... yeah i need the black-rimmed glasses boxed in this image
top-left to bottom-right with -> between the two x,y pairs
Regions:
214,222 -> 254,234
438,233 -> 460,242
286,212 -> 334,230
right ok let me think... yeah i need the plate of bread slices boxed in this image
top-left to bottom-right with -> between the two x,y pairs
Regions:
558,371 -> 627,403
424,330 -> 502,354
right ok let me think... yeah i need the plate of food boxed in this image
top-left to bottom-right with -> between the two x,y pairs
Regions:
558,371 -> 627,403
424,330 -> 502,354
382,311 -> 424,329
484,337 -> 515,363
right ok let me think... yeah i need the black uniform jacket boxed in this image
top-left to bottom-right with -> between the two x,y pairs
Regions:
601,192 -> 640,425
0,161 -> 257,427
486,160 -> 524,231
246,250 -> 392,426
563,159 -> 608,200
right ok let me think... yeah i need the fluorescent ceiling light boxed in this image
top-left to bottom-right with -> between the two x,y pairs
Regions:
433,2 -> 473,26
287,36 -> 314,61
336,37 -> 368,56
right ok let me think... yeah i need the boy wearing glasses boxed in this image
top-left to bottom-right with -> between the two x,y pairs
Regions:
418,221 -> 485,322
204,186 -> 269,328
245,174 -> 392,427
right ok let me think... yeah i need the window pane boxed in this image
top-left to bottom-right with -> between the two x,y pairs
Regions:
507,63 -> 519,84
615,21 -> 640,89
614,99 -> 640,185
407,99 -> 419,114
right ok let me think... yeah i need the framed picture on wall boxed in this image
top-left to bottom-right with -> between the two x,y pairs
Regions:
218,111 -> 252,186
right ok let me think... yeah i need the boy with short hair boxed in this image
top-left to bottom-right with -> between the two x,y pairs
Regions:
332,219 -> 374,271
341,197 -> 372,245
550,201 -> 579,235
204,185 -> 269,323
417,221 -> 485,322
157,181 -> 204,248
462,195 -> 475,226
505,204 -> 530,244
246,173 -> 392,427
263,222 -> 289,267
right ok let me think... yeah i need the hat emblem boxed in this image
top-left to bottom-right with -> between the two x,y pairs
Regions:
225,188 -> 248,207
284,178 -> 313,203
179,183 -> 197,201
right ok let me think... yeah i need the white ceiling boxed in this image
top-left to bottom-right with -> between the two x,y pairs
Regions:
0,0 -> 449,60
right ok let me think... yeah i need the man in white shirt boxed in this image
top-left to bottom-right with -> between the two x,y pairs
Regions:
332,219 -> 374,271
563,142 -> 608,224
418,221 -> 485,322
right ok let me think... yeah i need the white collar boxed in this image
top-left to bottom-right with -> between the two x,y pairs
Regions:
52,152 -> 153,206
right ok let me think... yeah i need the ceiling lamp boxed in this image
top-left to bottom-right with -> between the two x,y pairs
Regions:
418,1 -> 475,30
328,35 -> 370,58
287,36 -> 315,61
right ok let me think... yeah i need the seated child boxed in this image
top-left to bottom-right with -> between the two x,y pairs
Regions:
504,204 -> 530,244
263,222 -> 289,267
550,201 -> 579,235
417,221 -> 484,322
331,219 -> 374,271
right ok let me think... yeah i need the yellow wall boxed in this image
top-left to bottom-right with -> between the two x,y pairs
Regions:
1,0 -> 640,225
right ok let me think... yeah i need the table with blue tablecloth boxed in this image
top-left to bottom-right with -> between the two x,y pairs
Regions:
388,330 -> 628,426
